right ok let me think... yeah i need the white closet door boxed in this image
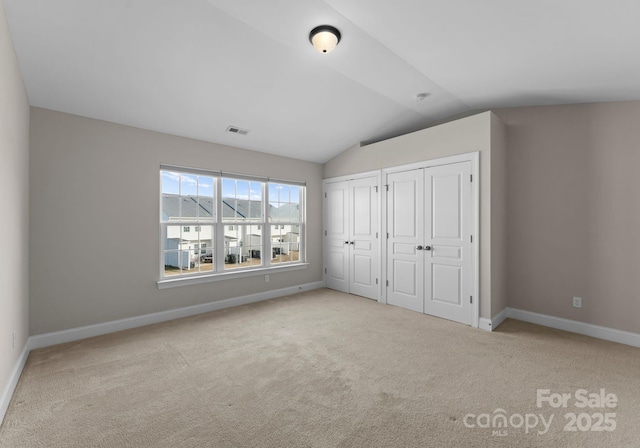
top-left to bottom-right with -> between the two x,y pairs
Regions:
386,169 -> 424,312
324,181 -> 350,293
424,161 -> 473,325
349,177 -> 378,300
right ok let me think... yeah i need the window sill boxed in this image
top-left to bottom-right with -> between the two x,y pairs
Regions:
157,263 -> 309,289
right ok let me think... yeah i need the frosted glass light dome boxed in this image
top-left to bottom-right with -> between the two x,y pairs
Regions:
309,25 -> 341,54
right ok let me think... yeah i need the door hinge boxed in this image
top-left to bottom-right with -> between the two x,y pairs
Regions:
324,268 -> 327,274
386,280 -> 389,287
386,233 -> 389,239
470,235 -> 473,243
470,174 -> 473,182
470,296 -> 473,304
324,192 -> 327,198
376,278 -> 378,285
376,232 -> 378,238
375,186 -> 378,193
324,230 -> 327,236
385,184 -> 389,191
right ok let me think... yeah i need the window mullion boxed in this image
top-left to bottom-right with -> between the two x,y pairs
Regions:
262,182 -> 270,268
301,188 -> 306,263
160,223 -> 166,277
215,176 -> 225,272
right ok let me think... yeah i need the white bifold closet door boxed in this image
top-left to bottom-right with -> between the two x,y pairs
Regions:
387,161 -> 473,325
324,176 -> 379,300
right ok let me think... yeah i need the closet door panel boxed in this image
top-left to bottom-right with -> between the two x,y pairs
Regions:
349,177 -> 378,299
386,169 -> 424,313
324,181 -> 350,293
424,161 -> 473,325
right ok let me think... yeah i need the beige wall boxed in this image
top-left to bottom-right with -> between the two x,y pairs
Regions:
327,102 -> 640,334
490,115 -> 509,316
29,108 -> 323,335
495,101 -> 640,334
0,0 -> 30,408
324,111 -> 505,320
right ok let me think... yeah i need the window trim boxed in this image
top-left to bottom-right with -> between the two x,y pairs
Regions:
159,165 -> 306,285
157,263 -> 309,289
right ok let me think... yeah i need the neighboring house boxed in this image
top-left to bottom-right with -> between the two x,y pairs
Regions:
162,195 -> 300,268
268,202 -> 301,257
162,196 -> 215,269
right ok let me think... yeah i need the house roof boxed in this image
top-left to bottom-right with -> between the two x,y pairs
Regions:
161,196 -> 299,222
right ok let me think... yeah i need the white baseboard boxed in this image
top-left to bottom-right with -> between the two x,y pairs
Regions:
7,290 -> 637,427
29,281 -> 324,350
507,308 -> 640,349
478,308 -> 508,332
492,308 -> 509,329
0,342 -> 30,426
2,282 -> 323,425
478,318 -> 492,331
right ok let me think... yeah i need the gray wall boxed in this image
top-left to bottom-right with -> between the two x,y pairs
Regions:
324,111 -> 507,321
29,108 -> 323,335
490,116 -> 509,316
495,102 -> 640,334
326,102 -> 640,335
0,0 -> 29,405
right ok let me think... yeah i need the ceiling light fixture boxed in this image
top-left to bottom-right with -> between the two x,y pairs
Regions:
309,25 -> 341,54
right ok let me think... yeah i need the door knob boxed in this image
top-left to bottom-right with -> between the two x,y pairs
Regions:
344,241 -> 349,244
416,245 -> 423,250
350,241 -> 355,245
424,245 -> 432,251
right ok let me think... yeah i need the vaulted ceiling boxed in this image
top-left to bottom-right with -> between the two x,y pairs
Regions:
4,0 -> 640,163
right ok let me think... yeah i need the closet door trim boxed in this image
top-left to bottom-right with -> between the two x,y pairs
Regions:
323,170 -> 382,302
381,152 -> 479,328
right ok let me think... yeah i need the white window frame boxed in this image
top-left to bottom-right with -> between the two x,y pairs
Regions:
268,181 -> 304,267
158,165 -> 307,289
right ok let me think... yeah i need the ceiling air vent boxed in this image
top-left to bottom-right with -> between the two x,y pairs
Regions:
226,125 -> 250,136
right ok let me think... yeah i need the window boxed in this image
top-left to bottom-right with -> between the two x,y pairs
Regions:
161,166 -> 305,280
161,170 -> 215,277
222,177 -> 264,270
269,182 -> 303,265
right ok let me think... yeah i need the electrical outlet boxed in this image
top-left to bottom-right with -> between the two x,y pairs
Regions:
265,274 -> 270,283
573,297 -> 582,308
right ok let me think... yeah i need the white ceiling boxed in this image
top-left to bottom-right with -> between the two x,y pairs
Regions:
4,0 -> 640,163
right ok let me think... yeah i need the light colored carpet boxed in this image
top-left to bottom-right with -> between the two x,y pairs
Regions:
1,288 -> 638,447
